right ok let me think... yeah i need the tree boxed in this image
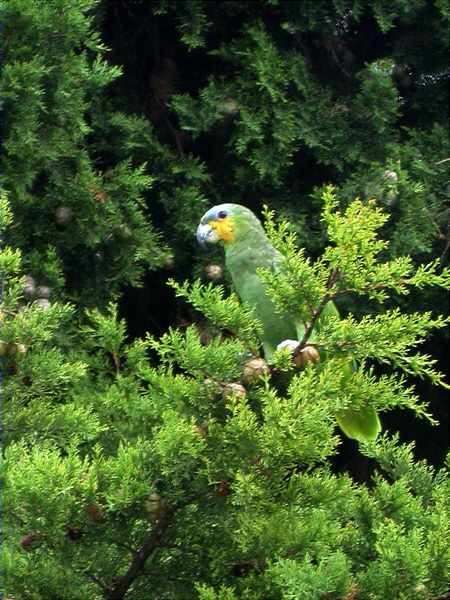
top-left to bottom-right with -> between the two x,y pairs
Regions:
2,188 -> 450,599
1,1 -> 449,599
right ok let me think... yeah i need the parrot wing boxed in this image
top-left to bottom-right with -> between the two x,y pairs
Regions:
292,300 -> 381,443
227,245 -> 298,359
270,250 -> 381,443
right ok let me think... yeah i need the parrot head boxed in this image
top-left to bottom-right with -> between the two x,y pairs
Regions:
196,203 -> 265,247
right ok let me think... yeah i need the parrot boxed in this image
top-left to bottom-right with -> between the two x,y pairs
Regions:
196,203 -> 381,443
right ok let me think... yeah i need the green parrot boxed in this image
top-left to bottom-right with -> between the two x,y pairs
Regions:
196,203 -> 381,443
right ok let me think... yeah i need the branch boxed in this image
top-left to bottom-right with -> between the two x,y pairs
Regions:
164,115 -> 185,157
293,269 -> 340,357
439,220 -> 450,264
111,351 -> 120,375
428,591 -> 450,600
104,509 -> 173,600
86,571 -> 108,592
104,493 -> 202,600
330,279 -> 407,299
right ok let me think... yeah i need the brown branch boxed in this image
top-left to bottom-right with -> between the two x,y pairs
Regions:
325,39 -> 352,80
329,276 -> 414,300
111,351 -> 120,375
104,493 -> 202,600
439,220 -> 450,264
440,237 -> 450,264
164,115 -> 185,157
293,269 -> 340,358
428,591 -> 450,600
104,509 -> 173,600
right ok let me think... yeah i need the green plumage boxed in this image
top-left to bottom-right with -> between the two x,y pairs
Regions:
197,203 -> 381,443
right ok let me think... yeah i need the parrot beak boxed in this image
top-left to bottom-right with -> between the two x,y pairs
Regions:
196,223 -> 220,247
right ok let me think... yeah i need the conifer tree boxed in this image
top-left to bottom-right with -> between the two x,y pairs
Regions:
2,188 -> 450,599
1,1 -> 449,599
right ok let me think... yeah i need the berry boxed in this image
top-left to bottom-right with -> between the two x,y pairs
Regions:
222,382 -> 246,400
242,358 -> 270,384
14,343 -> 27,357
35,285 -> 51,299
23,275 -> 36,297
218,98 -> 239,115
383,170 -> 398,183
385,190 -> 398,206
217,480 -> 231,496
301,345 -> 320,364
276,340 -> 320,367
20,532 -> 42,551
35,298 -> 51,310
0,341 -> 27,358
55,206 -> 73,225
86,503 -> 105,523
204,264 -> 223,282
164,256 -> 175,270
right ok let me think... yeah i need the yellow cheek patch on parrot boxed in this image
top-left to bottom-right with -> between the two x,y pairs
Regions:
210,217 -> 235,243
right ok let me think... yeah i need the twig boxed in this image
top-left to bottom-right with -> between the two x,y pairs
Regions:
164,115 -> 185,157
293,268 -> 340,358
105,509 -> 173,600
86,571 -> 108,592
440,237 -> 450,264
111,351 -> 120,375
326,40 -> 352,80
104,493 -> 202,600
428,591 -> 450,600
330,279 -> 407,298
439,221 -> 450,264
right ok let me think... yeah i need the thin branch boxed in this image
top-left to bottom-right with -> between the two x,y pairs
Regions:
428,591 -> 450,600
164,115 -> 185,157
440,237 -> 450,264
104,493 -> 202,600
439,220 -> 450,264
111,351 -> 120,375
86,571 -> 108,592
330,279 -> 407,298
293,268 -> 340,357
105,509 -> 173,600
326,40 -> 352,80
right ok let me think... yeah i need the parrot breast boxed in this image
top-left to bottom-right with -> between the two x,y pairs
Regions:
224,242 -> 297,359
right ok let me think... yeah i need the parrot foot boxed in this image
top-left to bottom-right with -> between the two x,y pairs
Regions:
276,340 -> 320,367
276,339 -> 299,352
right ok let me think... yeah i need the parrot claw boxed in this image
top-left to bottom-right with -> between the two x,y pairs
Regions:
276,339 -> 299,352
276,340 -> 320,366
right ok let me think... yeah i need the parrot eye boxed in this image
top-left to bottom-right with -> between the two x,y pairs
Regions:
217,210 -> 227,219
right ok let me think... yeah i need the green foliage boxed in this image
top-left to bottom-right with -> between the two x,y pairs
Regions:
3,161 -> 450,599
270,552 -> 352,600
0,0 -> 170,305
337,124 -> 450,261
169,278 -> 263,351
0,189 -> 12,229
259,191 -> 449,396
1,1 -> 449,599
